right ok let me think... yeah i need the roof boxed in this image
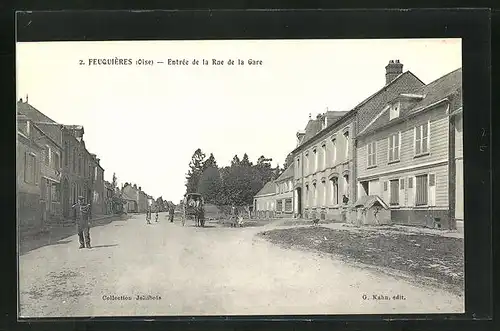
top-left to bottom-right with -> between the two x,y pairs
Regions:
292,71 -> 423,155
17,101 -> 58,123
254,180 -> 276,197
276,164 -> 294,181
359,68 -> 462,137
353,195 -> 389,209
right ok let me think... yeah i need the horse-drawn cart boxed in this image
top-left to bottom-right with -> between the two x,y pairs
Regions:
182,193 -> 205,227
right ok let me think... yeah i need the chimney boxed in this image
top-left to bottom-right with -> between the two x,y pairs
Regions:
385,59 -> 403,85
133,184 -> 137,189
139,186 -> 142,191
26,94 -> 28,103
308,113 -> 312,120
19,98 -> 23,103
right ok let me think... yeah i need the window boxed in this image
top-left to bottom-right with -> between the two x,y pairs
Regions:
276,199 -> 283,211
289,180 -> 293,191
53,151 -> 60,170
408,177 -> 413,188
415,174 -> 428,206
313,148 -> 318,173
330,177 -> 339,205
285,198 -> 293,211
24,152 -> 36,184
343,174 -> 350,198
344,131 -> 350,159
321,143 -> 326,170
390,179 -> 399,205
44,146 -> 51,166
400,178 -> 405,189
322,180 -> 327,206
313,183 -> 317,207
367,142 -> 377,167
305,152 -> 309,174
388,132 -> 400,162
415,122 -> 430,156
64,142 -> 68,166
305,184 -> 309,207
389,102 -> 400,120
51,182 -> 61,202
332,138 -> 337,165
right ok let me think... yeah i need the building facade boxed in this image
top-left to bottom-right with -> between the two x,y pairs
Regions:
355,68 -> 462,230
274,164 -> 294,218
35,124 -> 63,223
290,60 -> 425,222
122,183 -> 140,213
253,181 -> 276,219
17,114 -> 42,231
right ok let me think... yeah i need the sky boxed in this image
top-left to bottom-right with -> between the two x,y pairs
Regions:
16,39 -> 462,203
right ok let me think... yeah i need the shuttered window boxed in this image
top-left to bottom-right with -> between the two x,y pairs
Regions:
415,174 -> 428,206
367,142 -> 376,167
408,177 -> 413,188
415,122 -> 430,156
388,132 -> 400,162
285,198 -> 293,211
276,199 -> 283,211
390,179 -> 399,205
383,181 -> 388,191
400,178 -> 405,190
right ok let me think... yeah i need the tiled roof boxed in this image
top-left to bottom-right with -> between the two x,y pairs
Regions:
359,68 -> 462,137
276,164 -> 294,181
254,180 -> 276,197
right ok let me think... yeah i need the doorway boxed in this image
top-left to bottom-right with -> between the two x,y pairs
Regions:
295,187 -> 302,216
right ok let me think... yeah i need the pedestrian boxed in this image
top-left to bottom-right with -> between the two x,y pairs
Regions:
169,206 -> 174,222
72,196 -> 92,249
146,210 -> 151,224
155,210 -> 159,222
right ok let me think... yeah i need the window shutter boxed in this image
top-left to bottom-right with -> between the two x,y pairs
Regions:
400,178 -> 405,189
428,173 -> 436,206
394,133 -> 400,160
422,123 -> 429,153
415,126 -> 421,155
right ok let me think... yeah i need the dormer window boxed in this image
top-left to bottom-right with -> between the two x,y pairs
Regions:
389,102 -> 400,120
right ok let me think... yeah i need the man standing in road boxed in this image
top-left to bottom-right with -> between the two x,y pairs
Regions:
72,196 -> 92,249
169,206 -> 174,223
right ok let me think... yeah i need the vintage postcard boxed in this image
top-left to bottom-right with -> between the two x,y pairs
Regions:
16,38 -> 464,318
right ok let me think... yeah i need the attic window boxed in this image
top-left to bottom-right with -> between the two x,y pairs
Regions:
389,102 -> 400,120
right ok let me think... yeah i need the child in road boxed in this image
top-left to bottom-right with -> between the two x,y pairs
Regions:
146,210 -> 151,224
155,211 -> 159,222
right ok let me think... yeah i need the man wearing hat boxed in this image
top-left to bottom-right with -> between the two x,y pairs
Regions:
72,196 -> 92,249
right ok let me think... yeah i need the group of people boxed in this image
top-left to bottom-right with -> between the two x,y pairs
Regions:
72,195 -> 177,250
146,207 -> 175,225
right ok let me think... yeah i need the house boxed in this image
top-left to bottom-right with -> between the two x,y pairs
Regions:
17,113 -> 42,231
138,188 -> 148,213
16,99 -> 106,220
121,183 -> 139,212
89,153 -> 106,215
274,164 -> 294,218
34,121 -> 63,223
290,60 -> 425,221
253,181 -> 276,219
355,68 -> 462,230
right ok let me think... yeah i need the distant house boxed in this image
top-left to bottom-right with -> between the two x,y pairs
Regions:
122,183 -> 139,213
355,68 -> 462,230
253,181 -> 276,219
274,164 -> 294,218
104,181 -> 115,214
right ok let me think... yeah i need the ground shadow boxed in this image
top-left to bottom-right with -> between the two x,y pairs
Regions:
91,244 -> 118,249
19,215 -> 129,256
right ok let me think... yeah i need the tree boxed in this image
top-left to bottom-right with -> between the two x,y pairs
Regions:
185,148 -> 206,193
283,153 -> 294,170
231,155 -> 241,167
197,166 -> 222,204
203,153 -> 218,171
241,153 -> 252,167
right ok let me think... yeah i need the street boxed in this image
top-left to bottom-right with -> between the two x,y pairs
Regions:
19,213 -> 464,317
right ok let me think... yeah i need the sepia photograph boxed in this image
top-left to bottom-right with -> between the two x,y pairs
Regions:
16,38 -> 464,318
